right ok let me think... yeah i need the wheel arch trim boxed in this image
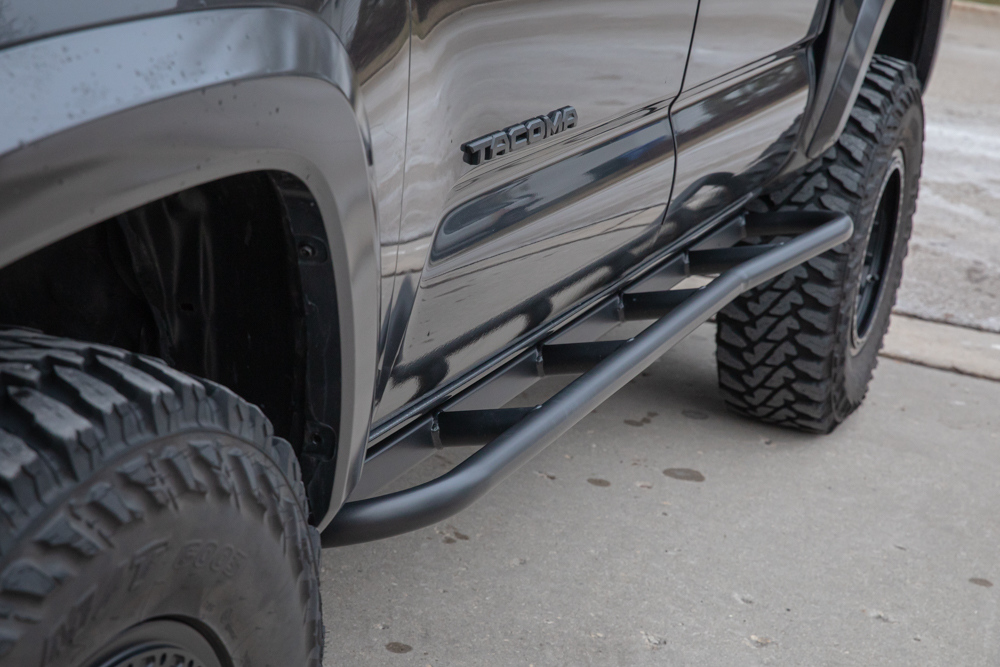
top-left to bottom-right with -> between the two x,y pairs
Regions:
0,7 -> 380,529
802,0 -> 899,159
802,0 -> 948,160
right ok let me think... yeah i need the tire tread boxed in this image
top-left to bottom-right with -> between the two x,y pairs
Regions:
0,329 -> 323,664
715,55 -> 922,433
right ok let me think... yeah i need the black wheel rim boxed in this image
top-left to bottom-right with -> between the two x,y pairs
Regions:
85,619 -> 224,667
853,151 -> 904,347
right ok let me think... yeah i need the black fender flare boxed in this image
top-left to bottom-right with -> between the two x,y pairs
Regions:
0,7 -> 380,529
803,0 -> 900,159
787,0 -> 948,167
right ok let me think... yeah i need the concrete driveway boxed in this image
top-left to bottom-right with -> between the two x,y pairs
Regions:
322,325 -> 1000,666
322,6 -> 1000,665
896,2 -> 1000,332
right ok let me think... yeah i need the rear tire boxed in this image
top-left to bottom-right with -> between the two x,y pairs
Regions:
0,329 -> 323,666
715,55 -> 924,433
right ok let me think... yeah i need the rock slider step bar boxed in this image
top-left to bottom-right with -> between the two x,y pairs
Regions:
321,211 -> 852,547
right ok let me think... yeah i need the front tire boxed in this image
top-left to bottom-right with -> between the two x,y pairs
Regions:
715,55 -> 924,433
0,329 -> 323,666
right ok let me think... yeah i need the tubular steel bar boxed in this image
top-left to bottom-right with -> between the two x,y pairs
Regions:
321,211 -> 851,547
744,211 -> 836,237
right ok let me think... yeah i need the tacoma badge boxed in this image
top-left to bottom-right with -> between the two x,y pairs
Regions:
461,106 -> 578,166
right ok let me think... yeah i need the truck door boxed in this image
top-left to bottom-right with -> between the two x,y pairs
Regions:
667,0 -> 827,231
375,0 -> 698,421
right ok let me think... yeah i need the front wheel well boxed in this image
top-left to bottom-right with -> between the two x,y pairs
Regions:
0,171 -> 339,516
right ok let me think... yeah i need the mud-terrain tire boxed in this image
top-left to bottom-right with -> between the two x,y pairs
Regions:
0,328 -> 323,666
715,55 -> 924,433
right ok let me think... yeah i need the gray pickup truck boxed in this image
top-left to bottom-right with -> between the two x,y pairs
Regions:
0,0 -> 947,664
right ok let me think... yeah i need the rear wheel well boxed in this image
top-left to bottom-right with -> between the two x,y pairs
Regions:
0,171 -> 338,513
875,0 -> 948,89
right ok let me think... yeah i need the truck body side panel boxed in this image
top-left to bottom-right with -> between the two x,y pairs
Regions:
0,0 -> 326,49
666,0 -> 819,235
0,0 -> 950,522
373,0 -> 698,423
326,0 -> 413,395
684,0 -> 822,86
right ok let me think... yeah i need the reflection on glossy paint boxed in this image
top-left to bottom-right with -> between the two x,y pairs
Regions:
0,0 -> 330,49
0,0 -> 830,441
431,121 -> 673,264
381,205 -> 665,417
327,0 -> 413,395
374,0 -> 697,421
668,54 -> 811,231
684,0 -> 820,87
